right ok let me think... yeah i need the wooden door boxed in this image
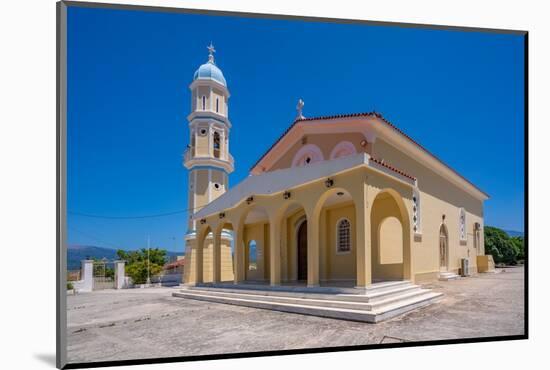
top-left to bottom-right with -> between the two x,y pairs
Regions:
297,221 -> 308,281
439,226 -> 448,271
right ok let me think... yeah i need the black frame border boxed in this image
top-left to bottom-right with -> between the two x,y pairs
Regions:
56,1 -> 529,369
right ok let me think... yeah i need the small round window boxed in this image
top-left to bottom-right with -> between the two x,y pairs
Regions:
200,128 -> 207,136
214,183 -> 221,190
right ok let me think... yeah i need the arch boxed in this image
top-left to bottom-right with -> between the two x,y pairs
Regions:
291,144 -> 324,167
439,223 -> 449,272
310,187 -> 358,284
270,200 -> 308,283
213,131 -> 221,158
237,204 -> 271,282
370,189 -> 411,281
329,141 -> 357,160
195,224 -> 212,284
336,218 -> 352,254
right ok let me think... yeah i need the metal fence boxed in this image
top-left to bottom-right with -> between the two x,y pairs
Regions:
93,259 -> 116,290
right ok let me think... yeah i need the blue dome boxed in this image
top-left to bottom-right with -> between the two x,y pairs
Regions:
193,61 -> 227,87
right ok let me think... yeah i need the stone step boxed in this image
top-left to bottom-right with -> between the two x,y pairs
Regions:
183,282 -> 418,303
180,287 -> 429,310
172,287 -> 443,323
186,280 -> 414,299
439,272 -> 460,281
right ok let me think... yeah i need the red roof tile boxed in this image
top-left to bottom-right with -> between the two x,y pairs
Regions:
370,156 -> 416,181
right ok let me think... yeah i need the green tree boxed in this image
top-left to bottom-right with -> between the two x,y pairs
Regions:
116,248 -> 167,284
484,226 -> 521,265
510,236 -> 525,261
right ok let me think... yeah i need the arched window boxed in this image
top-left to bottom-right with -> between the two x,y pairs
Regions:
291,144 -> 324,167
248,240 -> 257,271
329,141 -> 357,160
336,218 -> 351,253
202,96 -> 206,110
213,131 -> 221,158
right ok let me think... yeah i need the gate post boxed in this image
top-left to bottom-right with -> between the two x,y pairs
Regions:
114,260 -> 126,289
80,259 -> 94,292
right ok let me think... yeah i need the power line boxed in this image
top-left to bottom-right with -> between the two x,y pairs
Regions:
68,205 -> 201,220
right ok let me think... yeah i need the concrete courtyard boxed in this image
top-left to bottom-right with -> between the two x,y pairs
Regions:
67,266 -> 525,364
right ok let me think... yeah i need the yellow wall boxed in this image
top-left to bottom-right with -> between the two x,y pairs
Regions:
379,217 -> 403,264
183,235 -> 234,284
324,203 -> 357,281
374,138 -> 484,275
195,129 -> 209,156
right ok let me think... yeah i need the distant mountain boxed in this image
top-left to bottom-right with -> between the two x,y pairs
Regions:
67,245 -> 182,271
504,230 -> 524,238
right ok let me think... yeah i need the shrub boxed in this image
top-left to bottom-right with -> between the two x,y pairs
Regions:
67,282 -> 74,290
484,226 -> 524,265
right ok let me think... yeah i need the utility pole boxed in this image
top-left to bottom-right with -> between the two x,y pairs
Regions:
146,235 -> 151,286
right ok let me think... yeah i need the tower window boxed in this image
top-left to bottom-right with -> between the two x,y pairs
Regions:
213,131 -> 221,158
202,96 -> 206,110
216,98 -> 219,113
199,128 -> 207,136
214,183 -> 221,190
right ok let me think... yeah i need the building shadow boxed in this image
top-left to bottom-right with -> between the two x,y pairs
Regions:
34,353 -> 56,367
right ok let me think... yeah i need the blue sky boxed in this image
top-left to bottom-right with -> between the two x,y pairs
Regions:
67,6 -> 525,253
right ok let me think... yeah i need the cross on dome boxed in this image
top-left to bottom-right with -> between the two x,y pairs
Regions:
207,42 -> 216,63
296,98 -> 305,120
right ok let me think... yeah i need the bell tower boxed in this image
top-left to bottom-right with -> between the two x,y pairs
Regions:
183,43 -> 234,283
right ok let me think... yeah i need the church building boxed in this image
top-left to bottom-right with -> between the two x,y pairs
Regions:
182,45 -> 493,291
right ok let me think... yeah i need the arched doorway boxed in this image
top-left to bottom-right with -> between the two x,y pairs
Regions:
439,225 -> 449,272
297,220 -> 308,281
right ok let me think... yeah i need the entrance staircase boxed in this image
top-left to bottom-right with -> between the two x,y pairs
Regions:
172,280 -> 443,323
438,271 -> 460,281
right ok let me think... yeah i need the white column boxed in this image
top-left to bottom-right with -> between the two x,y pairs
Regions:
114,260 -> 126,289
80,259 -> 94,292
220,130 -> 226,160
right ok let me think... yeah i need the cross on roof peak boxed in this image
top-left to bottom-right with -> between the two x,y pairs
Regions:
207,42 -> 216,63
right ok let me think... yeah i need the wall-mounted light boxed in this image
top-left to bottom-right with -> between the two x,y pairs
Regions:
283,191 -> 291,200
325,178 -> 334,188
360,140 -> 367,147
